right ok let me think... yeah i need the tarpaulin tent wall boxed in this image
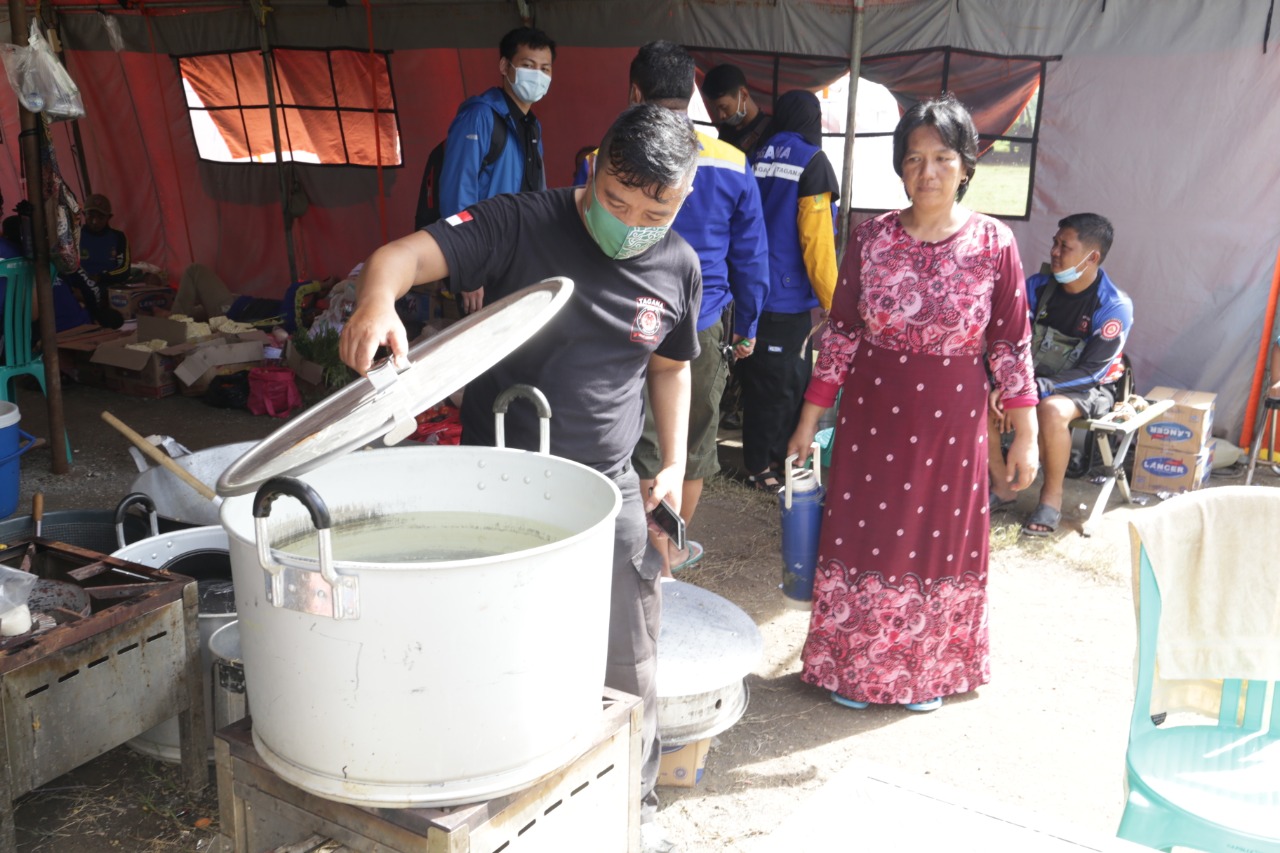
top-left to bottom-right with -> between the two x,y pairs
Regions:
1,0 -> 1277,439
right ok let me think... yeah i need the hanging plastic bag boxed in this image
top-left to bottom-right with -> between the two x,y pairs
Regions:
247,367 -> 302,418
0,22 -> 84,121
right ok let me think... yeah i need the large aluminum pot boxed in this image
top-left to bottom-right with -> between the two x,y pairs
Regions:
113,525 -> 235,763
219,444 -> 621,808
129,442 -> 256,528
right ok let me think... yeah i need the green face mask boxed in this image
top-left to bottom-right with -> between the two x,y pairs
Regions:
583,171 -> 675,260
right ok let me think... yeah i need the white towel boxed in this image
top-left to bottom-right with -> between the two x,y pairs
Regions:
1129,486 -> 1280,718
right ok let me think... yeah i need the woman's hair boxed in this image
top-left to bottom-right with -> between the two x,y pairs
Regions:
598,103 -> 699,201
892,93 -> 979,201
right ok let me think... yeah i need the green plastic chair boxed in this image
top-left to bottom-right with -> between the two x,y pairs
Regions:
1118,495 -> 1280,852
0,257 -> 71,463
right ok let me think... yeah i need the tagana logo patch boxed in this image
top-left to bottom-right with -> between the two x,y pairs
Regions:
631,297 -> 665,343
1145,422 -> 1193,442
1142,457 -> 1188,477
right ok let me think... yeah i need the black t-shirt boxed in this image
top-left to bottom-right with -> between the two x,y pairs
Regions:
797,151 -> 840,199
719,112 -> 773,160
503,91 -> 544,193
427,187 -> 703,474
1038,277 -> 1101,340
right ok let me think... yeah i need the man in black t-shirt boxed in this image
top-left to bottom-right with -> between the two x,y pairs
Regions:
701,64 -> 773,160
342,104 -> 701,846
989,213 -> 1132,536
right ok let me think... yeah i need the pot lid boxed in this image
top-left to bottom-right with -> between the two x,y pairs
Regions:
656,579 -> 763,699
216,277 -> 574,497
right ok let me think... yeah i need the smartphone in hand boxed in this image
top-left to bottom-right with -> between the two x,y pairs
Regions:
647,498 -> 686,551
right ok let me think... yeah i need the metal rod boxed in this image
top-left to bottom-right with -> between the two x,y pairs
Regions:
249,0 -> 299,284
8,1 -> 71,476
837,0 -> 866,259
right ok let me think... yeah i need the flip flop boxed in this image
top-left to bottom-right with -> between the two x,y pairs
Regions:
670,540 -> 704,573
1021,503 -> 1061,537
831,691 -> 869,710
989,492 -> 1017,513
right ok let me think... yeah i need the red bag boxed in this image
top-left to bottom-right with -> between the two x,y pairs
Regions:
247,367 -> 302,418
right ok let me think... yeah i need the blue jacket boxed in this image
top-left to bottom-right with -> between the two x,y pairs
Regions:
753,130 -> 826,314
1027,268 -> 1133,397
673,132 -> 769,336
439,87 -> 543,218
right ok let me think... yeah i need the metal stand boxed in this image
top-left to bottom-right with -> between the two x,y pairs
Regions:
1069,398 -> 1175,537
215,690 -> 641,853
1245,396 -> 1280,485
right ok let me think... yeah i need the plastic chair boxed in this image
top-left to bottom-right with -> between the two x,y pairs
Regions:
0,257 -> 71,463
1118,490 -> 1280,852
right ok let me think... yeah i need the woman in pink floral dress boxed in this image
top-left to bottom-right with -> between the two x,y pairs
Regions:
787,95 -> 1039,712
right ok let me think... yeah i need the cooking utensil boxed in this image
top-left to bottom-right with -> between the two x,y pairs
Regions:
129,442 -> 256,528
101,412 -> 218,502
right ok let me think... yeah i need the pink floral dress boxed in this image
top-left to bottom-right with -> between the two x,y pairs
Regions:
799,211 -> 1036,704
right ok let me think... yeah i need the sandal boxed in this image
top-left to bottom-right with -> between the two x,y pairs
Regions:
903,696 -> 942,712
747,469 -> 782,491
1021,503 -> 1061,537
670,540 -> 704,574
831,691 -> 869,710
989,492 -> 1017,513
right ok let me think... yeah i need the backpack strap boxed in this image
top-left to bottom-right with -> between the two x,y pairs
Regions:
483,107 -> 508,167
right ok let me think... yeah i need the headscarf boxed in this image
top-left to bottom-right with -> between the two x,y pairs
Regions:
771,90 -> 824,148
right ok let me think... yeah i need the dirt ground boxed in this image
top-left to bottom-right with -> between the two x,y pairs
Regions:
3,380 -> 1266,852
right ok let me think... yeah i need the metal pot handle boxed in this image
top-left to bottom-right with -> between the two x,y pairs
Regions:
783,443 -> 822,511
493,384 -> 553,455
113,492 -> 161,549
251,477 -> 358,620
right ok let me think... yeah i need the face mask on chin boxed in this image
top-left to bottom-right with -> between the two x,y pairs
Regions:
508,66 -> 551,104
1052,252 -> 1094,285
583,171 -> 675,260
722,92 -> 747,127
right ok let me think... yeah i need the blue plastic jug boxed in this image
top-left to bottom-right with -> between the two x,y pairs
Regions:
779,450 -> 824,607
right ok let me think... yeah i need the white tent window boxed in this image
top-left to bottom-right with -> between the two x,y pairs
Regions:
178,48 -> 403,167
843,48 -> 1051,220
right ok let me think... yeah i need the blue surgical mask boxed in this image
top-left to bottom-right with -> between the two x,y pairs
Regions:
1052,253 -> 1094,284
509,67 -> 551,104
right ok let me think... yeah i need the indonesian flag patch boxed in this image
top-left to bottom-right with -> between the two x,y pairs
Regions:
445,210 -> 474,227
631,297 -> 665,343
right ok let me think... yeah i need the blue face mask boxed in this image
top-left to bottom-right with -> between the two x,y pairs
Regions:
509,67 -> 551,104
1052,252 -> 1094,284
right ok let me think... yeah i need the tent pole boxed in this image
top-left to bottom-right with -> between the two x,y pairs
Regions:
8,0 -> 71,475
250,0 -> 299,284
837,0 -> 866,259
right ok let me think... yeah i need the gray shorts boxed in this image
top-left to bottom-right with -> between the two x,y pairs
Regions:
1058,384 -> 1115,419
632,320 -> 729,481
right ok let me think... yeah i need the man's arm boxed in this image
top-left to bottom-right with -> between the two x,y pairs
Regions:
438,104 -> 492,219
726,175 -> 770,344
644,353 -> 691,513
339,231 -> 450,374
797,193 -> 837,311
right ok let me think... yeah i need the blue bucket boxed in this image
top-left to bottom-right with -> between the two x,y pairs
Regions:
0,402 -> 37,519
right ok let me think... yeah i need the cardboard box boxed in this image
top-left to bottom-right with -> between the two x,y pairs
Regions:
657,738 -> 710,788
108,284 -> 175,320
136,315 -> 213,346
1131,443 -> 1214,495
55,324 -> 132,387
1137,386 -> 1216,454
90,335 -> 188,398
173,339 -> 265,388
284,339 -> 325,387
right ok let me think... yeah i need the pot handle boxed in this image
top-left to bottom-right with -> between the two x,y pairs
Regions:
252,477 -> 354,620
114,492 -> 161,549
493,384 -> 552,455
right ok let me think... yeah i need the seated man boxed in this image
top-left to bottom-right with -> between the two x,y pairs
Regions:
989,213 -> 1132,536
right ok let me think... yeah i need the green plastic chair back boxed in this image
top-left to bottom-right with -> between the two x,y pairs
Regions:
0,258 -> 71,463
1118,509 -> 1280,851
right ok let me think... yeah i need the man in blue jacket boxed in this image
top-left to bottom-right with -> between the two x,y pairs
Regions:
626,41 -> 770,575
744,90 -> 839,490
439,26 -> 554,312
988,213 -> 1132,536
